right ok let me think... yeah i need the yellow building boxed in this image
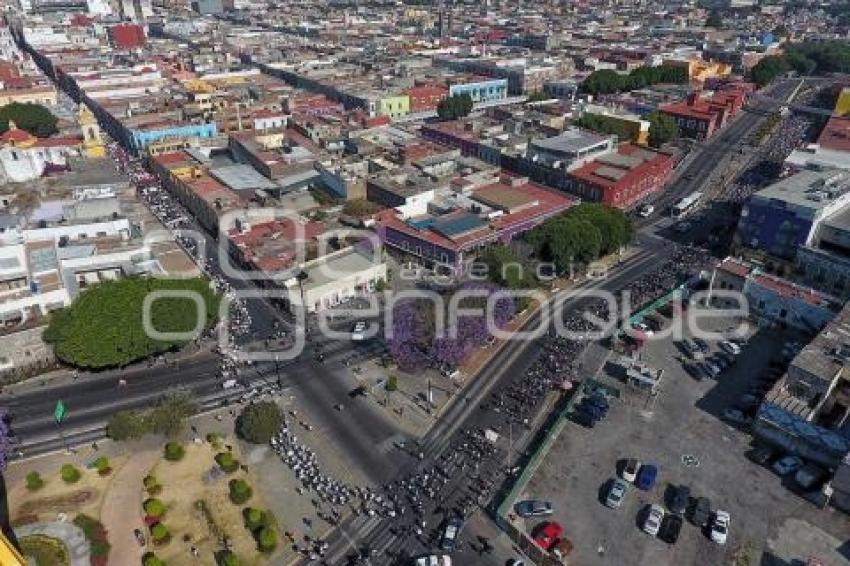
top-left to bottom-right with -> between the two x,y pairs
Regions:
0,533 -> 25,566
78,105 -> 105,158
378,95 -> 410,119
835,87 -> 850,117
663,57 -> 731,84
0,85 -> 58,107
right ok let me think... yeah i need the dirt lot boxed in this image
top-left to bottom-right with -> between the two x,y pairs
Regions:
519,312 -> 850,566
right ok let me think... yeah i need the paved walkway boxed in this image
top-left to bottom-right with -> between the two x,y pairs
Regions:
15,521 -> 90,566
98,450 -> 160,566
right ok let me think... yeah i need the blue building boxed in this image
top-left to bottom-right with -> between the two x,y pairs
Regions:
129,122 -> 218,153
448,79 -> 508,103
735,169 -> 850,260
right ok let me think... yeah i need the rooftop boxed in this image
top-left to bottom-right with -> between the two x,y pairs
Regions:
751,169 -> 850,212
530,127 -> 612,155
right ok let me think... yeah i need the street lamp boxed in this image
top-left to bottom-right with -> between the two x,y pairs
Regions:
296,269 -> 309,336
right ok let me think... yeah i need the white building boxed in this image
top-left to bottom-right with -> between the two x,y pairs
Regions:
283,248 -> 386,313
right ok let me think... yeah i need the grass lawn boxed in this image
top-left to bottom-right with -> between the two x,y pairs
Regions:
149,440 -> 278,565
19,534 -> 70,566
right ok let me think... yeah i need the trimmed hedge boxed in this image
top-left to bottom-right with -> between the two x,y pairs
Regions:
163,442 -> 185,462
228,479 -> 252,505
60,464 -> 81,484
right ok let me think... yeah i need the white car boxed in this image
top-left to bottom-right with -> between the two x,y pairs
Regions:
643,504 -> 665,536
710,510 -> 730,544
719,340 -> 742,355
415,555 -> 451,566
622,458 -> 641,483
772,455 -> 804,476
351,321 -> 367,341
638,204 -> 655,217
631,322 -> 654,336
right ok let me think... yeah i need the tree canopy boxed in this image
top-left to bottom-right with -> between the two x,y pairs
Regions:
646,111 -> 679,148
237,401 -> 284,444
750,41 -> 850,86
705,10 -> 723,29
527,203 -> 632,273
0,102 -> 58,137
575,113 -> 637,142
436,93 -> 474,120
43,277 -> 220,369
580,64 -> 688,95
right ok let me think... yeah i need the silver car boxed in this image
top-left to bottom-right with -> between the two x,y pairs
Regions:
605,478 -> 628,509
514,499 -> 553,518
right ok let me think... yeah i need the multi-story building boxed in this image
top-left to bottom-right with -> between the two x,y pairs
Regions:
659,88 -> 747,140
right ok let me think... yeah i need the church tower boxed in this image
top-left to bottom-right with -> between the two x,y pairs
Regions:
78,105 -> 105,158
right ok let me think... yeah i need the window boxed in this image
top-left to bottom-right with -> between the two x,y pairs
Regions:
779,308 -> 787,319
10,151 -> 17,160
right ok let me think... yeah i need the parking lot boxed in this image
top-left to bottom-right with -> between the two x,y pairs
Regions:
517,307 -> 850,565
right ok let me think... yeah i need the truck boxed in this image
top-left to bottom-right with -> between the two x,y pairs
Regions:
222,379 -> 238,390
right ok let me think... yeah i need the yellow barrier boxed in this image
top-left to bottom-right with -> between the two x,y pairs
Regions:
0,532 -> 25,566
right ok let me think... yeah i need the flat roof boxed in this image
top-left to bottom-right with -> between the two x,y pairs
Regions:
300,250 -> 381,290
817,117 -> 850,153
531,128 -> 611,155
752,169 -> 850,211
210,164 -> 277,192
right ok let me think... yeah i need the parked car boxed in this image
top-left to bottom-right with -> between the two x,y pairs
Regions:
772,455 -> 804,476
572,409 -> 596,428
658,514 -> 683,544
684,362 -> 708,380
582,394 -> 610,412
577,401 -> 607,421
605,478 -> 628,508
636,464 -> 658,491
668,485 -> 690,515
622,459 -> 640,483
693,338 -> 711,353
722,408 -> 752,426
439,517 -> 463,551
710,510 -> 730,545
514,500 -> 553,518
711,355 -> 730,371
715,351 -> 736,366
414,555 -> 452,566
638,204 -> 655,217
532,521 -> 563,552
689,497 -> 711,528
719,340 -> 742,355
703,361 -> 722,378
642,504 -> 665,536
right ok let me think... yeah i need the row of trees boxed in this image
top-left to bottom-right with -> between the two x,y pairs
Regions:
574,111 -> 678,148
43,277 -> 220,369
436,93 -> 474,120
751,41 -> 850,86
527,203 -> 633,273
580,64 -> 688,96
106,392 -> 195,440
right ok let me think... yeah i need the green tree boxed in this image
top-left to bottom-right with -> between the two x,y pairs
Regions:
750,55 -> 791,86
215,550 -> 239,566
106,410 -> 148,441
705,10 -> 723,28
143,474 -> 162,495
575,113 -> 635,142
163,442 -> 185,462
143,552 -> 166,566
237,401 -> 283,444
256,527 -> 277,553
646,111 -> 679,148
229,479 -> 253,504
580,69 -> 624,95
43,277 -> 220,369
479,245 -> 535,289
143,498 -> 167,518
436,93 -> 474,120
243,507 -> 266,532
148,392 -> 195,438
385,374 -> 398,393
0,102 -> 58,137
25,471 -> 45,491
150,523 -> 170,544
215,452 -> 240,473
60,464 -> 81,484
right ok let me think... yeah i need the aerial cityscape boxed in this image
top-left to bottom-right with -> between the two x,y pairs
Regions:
0,0 -> 847,565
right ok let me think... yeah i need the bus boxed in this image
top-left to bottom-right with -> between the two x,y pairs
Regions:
671,192 -> 702,218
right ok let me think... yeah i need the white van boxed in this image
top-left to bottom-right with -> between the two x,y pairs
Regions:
222,379 -> 238,389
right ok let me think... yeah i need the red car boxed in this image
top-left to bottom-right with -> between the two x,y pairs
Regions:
532,521 -> 564,552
